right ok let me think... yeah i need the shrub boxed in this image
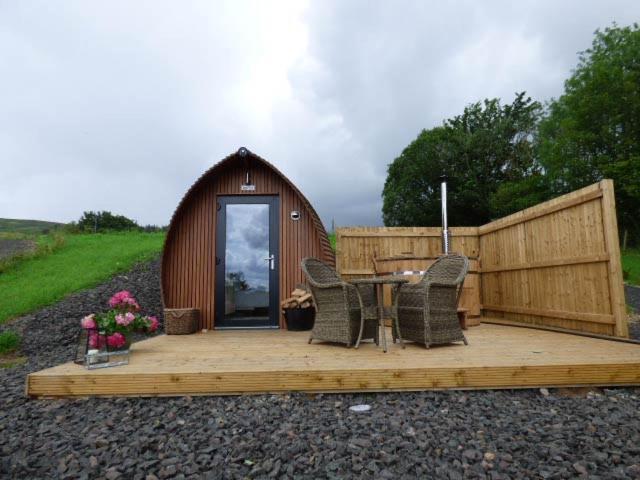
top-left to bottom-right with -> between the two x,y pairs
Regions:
78,211 -> 139,232
0,331 -> 20,355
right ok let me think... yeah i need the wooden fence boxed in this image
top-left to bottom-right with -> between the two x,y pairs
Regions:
336,180 -> 627,337
479,180 -> 627,337
335,227 -> 481,317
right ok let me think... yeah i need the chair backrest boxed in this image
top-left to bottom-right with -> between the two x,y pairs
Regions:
301,258 -> 341,286
420,254 -> 469,286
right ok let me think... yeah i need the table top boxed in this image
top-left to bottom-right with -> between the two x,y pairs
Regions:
350,276 -> 409,285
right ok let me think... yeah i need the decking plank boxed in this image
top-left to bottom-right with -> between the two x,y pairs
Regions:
27,322 -> 640,397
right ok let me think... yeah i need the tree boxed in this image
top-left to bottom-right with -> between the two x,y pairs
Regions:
382,93 -> 542,226
77,211 -> 139,232
538,23 -> 640,244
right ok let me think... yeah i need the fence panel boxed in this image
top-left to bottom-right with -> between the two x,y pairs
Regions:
479,180 -> 627,337
336,227 -> 481,317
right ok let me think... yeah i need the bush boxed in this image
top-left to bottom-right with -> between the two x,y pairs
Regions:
77,211 -> 139,232
0,331 -> 20,355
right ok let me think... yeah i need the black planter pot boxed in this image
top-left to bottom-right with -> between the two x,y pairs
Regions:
284,307 -> 315,331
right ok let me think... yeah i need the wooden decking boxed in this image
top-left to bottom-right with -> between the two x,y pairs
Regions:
27,322 -> 640,397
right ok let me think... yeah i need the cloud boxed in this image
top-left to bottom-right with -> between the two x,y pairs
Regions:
1,0 -> 639,227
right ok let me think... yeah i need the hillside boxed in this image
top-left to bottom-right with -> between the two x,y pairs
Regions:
0,232 -> 165,323
0,218 -> 64,234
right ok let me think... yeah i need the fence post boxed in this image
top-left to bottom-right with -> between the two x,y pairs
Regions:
600,179 -> 628,338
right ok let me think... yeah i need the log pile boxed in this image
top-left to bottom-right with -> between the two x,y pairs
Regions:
281,286 -> 314,309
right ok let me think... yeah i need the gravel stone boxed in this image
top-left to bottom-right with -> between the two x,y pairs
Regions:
626,285 -> 640,312
1,257 -> 640,478
105,467 -> 121,480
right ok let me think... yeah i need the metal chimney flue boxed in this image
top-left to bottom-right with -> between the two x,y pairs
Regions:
440,175 -> 450,255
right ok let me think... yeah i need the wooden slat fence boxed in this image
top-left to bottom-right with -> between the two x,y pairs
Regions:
479,180 -> 627,337
336,227 -> 481,317
336,180 -> 627,337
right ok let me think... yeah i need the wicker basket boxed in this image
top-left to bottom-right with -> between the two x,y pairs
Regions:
164,308 -> 199,335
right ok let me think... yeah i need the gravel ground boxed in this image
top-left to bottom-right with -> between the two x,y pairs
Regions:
625,286 -> 640,339
2,259 -> 640,479
626,285 -> 640,313
0,238 -> 35,260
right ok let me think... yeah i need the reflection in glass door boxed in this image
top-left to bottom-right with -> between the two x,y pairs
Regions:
215,196 -> 279,328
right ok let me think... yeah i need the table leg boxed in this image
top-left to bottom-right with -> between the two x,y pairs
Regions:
393,285 -> 405,349
355,285 -> 365,349
377,283 -> 387,352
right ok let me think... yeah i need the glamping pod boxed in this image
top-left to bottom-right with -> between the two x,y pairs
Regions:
161,148 -> 334,330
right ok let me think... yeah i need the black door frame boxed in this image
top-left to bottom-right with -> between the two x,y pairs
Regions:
215,195 -> 280,329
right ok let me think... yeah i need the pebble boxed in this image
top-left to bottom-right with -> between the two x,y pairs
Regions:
484,452 -> 496,462
105,467 -> 121,480
573,462 -> 588,475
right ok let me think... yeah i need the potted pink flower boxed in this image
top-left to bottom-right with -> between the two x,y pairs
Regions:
80,290 -> 159,353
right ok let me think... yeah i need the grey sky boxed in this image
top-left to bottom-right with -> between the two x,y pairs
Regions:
1,1 -> 638,227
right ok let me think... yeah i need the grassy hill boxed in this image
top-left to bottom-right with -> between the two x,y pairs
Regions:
0,217 -> 64,234
0,232 -> 164,324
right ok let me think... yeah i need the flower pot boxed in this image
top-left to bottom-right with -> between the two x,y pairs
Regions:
77,329 -> 131,369
284,307 -> 315,331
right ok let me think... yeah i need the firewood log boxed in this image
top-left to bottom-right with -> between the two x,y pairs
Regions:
280,296 -> 297,307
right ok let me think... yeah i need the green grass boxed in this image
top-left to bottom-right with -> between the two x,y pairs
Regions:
0,331 -> 20,354
0,232 -> 165,324
0,356 -> 26,369
0,217 -> 64,234
622,249 -> 640,286
328,232 -> 336,250
0,231 -> 66,273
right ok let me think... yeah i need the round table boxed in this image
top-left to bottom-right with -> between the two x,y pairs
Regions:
350,276 -> 409,352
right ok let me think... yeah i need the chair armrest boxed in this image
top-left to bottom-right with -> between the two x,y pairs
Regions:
306,280 -> 350,289
397,283 -> 427,308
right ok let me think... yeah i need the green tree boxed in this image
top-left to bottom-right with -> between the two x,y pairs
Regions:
77,211 -> 139,232
383,92 -> 542,226
538,23 -> 640,244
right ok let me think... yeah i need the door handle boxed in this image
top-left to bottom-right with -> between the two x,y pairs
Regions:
264,254 -> 275,270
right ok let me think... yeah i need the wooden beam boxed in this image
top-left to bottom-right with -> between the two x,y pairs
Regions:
481,317 -> 640,345
600,179 -> 629,338
480,254 -> 610,273
482,304 -> 615,324
335,232 -> 478,238
340,269 -> 376,276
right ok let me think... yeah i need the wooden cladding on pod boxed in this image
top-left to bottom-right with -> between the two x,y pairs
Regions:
161,150 -> 334,330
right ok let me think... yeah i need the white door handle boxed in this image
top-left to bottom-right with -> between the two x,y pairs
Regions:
264,254 -> 275,270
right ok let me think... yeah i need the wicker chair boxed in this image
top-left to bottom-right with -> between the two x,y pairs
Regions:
301,258 -> 378,347
396,254 -> 469,348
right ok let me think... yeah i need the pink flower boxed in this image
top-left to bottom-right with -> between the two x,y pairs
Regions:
125,297 -> 140,311
147,316 -> 159,333
115,312 -> 135,326
108,290 -> 137,308
80,314 -> 96,329
88,332 -> 106,349
107,332 -> 127,349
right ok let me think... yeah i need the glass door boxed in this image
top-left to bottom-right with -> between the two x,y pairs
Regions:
215,196 -> 279,328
